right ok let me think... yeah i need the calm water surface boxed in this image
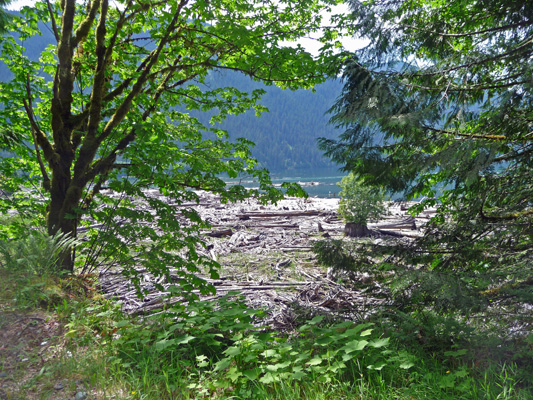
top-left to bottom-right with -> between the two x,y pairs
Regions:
226,168 -> 347,198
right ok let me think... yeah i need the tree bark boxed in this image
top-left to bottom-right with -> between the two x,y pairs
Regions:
344,222 -> 371,237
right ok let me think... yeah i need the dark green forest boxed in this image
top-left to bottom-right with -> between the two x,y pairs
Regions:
200,73 -> 342,173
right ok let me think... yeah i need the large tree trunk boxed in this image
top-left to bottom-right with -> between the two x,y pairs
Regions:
47,161 -> 80,273
42,0 -> 79,272
344,222 -> 371,237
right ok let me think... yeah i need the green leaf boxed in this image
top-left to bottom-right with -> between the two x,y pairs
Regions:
309,315 -> 325,325
369,338 -> 390,348
261,349 -> 278,358
327,361 -> 346,373
367,362 -> 387,371
259,373 -> 276,384
399,361 -> 415,370
227,366 -> 242,382
175,335 -> 196,345
266,361 -> 291,371
316,336 -> 334,346
242,368 -> 260,380
343,323 -> 374,337
196,355 -> 209,368
154,339 -> 175,351
444,349 -> 468,357
342,340 -> 369,353
292,369 -> 306,380
213,357 -> 232,372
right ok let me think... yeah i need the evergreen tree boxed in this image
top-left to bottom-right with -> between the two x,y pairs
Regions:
319,0 -> 533,309
0,0 -> 11,34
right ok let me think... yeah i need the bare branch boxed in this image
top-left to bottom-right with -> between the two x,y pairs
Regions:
22,77 -> 55,163
46,0 -> 60,42
423,126 -> 531,142
24,75 -> 51,190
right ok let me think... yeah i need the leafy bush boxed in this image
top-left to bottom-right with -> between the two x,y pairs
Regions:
56,293 -> 533,399
97,294 -> 401,397
337,173 -> 387,225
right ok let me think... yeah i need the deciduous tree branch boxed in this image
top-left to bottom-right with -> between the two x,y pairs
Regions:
45,0 -> 59,42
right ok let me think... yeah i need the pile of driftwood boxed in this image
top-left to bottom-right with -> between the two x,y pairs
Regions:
96,191 -> 436,327
98,267 -> 391,330
188,191 -> 434,257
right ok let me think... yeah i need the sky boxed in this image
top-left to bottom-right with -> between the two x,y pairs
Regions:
5,0 -> 363,55
6,0 -> 32,9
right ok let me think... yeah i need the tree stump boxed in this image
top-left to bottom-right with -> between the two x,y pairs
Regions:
344,222 -> 371,237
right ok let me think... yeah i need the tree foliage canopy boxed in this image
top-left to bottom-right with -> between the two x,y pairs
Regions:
319,0 -> 533,305
337,172 -> 386,225
0,0 -> 349,294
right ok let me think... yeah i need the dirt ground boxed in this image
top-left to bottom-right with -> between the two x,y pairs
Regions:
0,310 -> 70,400
0,273 -> 99,400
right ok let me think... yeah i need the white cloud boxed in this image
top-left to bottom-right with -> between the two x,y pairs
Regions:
5,0 -> 36,10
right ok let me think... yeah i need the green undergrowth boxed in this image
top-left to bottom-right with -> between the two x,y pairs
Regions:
2,276 -> 532,399
0,229 -> 82,310
1,230 -> 531,399
48,293 -> 532,400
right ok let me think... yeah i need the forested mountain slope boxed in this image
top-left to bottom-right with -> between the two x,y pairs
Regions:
200,74 -> 343,172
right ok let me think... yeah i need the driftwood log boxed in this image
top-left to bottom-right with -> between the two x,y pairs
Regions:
377,217 -> 417,230
207,229 -> 233,238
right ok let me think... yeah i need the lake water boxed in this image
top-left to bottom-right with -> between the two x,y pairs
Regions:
271,174 -> 344,198
227,168 -> 411,199
226,168 -> 347,198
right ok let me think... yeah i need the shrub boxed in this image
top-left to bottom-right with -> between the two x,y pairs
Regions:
337,173 -> 387,226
